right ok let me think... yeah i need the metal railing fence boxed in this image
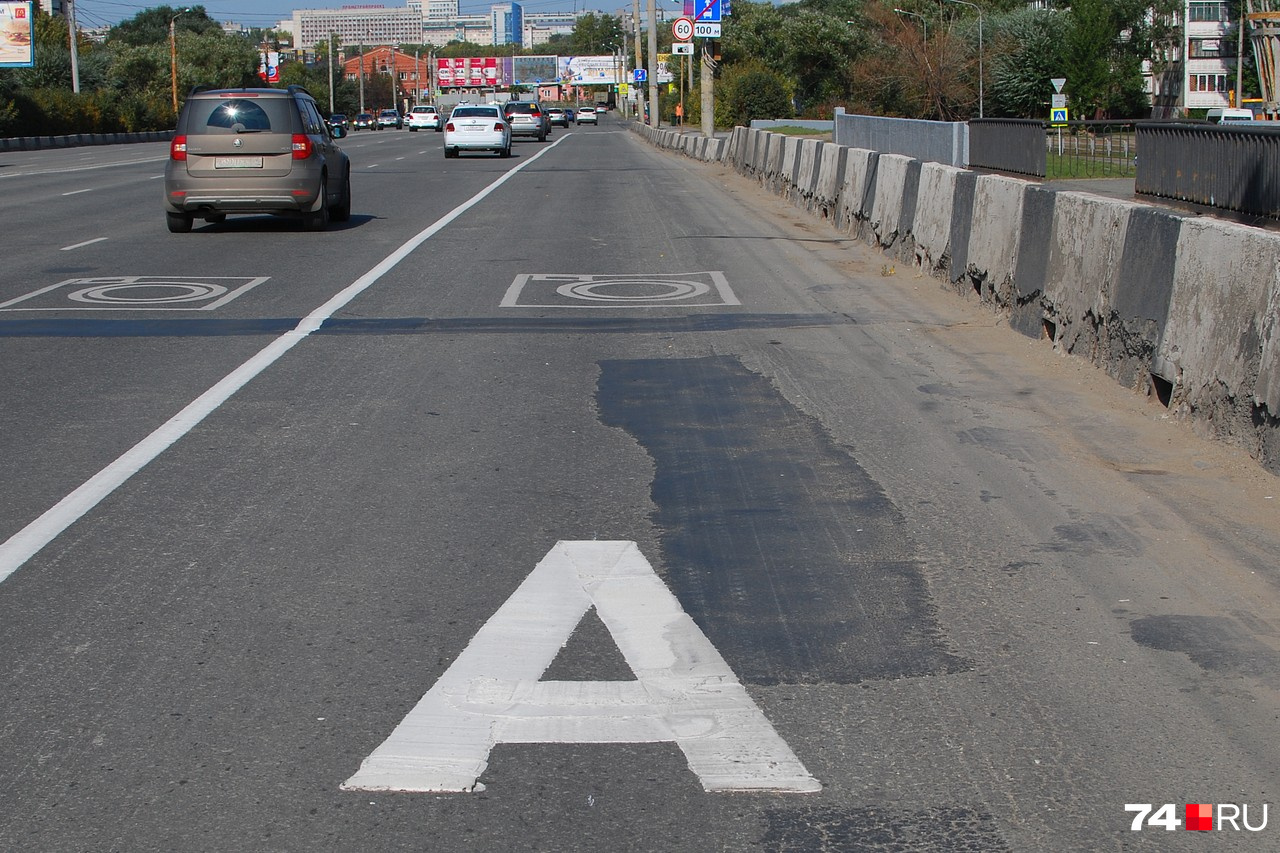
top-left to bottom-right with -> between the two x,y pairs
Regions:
1136,121 -> 1280,218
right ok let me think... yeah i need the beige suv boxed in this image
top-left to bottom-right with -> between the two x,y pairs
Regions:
163,85 -> 352,232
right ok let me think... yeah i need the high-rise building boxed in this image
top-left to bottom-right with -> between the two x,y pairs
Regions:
293,6 -> 424,51
491,3 -> 523,46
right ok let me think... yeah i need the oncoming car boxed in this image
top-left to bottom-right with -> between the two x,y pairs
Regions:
163,85 -> 352,232
406,104 -> 442,131
353,112 -> 376,130
443,103 -> 511,158
377,108 -> 402,129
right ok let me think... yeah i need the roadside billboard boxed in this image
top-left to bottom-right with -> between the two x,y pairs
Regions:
436,57 -> 499,89
0,2 -> 33,69
558,56 -> 623,87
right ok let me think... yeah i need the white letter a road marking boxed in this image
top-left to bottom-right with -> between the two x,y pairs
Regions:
342,540 -> 821,793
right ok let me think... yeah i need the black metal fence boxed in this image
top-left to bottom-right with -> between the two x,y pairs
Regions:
969,119 -> 1137,179
969,118 -> 1045,177
1136,122 -> 1280,218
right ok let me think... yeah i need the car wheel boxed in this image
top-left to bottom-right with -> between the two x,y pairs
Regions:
304,183 -> 330,231
410,126 -> 418,132
330,167 -> 351,223
444,147 -> 457,158
166,211 -> 193,233
499,143 -> 511,158
538,131 -> 547,142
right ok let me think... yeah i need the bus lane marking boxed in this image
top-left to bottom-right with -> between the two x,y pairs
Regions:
342,540 -> 820,795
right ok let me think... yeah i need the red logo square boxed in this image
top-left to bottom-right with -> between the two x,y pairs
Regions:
1186,803 -> 1213,831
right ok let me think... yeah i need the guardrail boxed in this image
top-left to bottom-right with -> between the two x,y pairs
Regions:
0,130 -> 174,152
1136,121 -> 1280,219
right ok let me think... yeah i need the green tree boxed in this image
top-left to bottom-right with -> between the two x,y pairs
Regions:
566,12 -> 624,55
719,61 -> 794,125
107,5 -> 222,47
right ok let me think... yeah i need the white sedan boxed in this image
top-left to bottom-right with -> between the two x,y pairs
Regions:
406,104 -> 442,132
444,104 -> 512,158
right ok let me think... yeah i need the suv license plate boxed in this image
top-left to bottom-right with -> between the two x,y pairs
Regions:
215,157 -> 263,169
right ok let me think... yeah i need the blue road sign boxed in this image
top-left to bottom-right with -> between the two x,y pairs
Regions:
634,69 -> 647,83
694,0 -> 721,23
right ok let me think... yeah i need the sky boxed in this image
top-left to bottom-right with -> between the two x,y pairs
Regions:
71,0 -> 626,30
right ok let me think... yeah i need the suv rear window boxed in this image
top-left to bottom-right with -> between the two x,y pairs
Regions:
505,103 -> 541,115
189,97 -> 290,133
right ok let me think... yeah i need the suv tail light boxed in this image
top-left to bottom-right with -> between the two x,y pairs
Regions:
291,134 -> 313,160
170,135 -> 187,161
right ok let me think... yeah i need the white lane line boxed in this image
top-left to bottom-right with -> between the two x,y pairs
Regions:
60,237 -> 108,251
366,164 -> 379,168
62,188 -> 93,196
342,541 -> 821,794
0,135 -> 567,585
0,156 -> 168,180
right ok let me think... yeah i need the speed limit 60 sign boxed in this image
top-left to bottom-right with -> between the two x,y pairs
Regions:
672,16 -> 694,41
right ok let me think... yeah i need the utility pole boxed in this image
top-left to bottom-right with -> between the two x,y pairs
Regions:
646,0 -> 658,125
358,33 -> 366,114
633,0 -> 644,123
66,0 -> 80,93
700,40 -> 714,137
328,33 -> 334,116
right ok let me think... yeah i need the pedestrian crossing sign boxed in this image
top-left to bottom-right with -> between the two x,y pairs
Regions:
1051,108 -> 1068,126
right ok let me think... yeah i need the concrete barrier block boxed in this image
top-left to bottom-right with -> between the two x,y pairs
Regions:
897,159 -> 922,252
965,174 -> 1031,305
1007,185 -> 1057,337
835,147 -> 878,232
868,153 -> 913,248
813,142 -> 846,221
765,133 -> 786,187
779,136 -> 802,193
1160,218 -> 1280,426
709,138 -> 727,162
948,170 -> 977,287
1106,206 -> 1188,390
796,139 -> 821,200
1041,192 -> 1142,358
912,162 -> 962,276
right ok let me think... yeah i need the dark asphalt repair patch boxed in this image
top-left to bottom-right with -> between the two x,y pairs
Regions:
1130,615 -> 1280,683
597,356 -> 970,686
759,805 -> 1010,852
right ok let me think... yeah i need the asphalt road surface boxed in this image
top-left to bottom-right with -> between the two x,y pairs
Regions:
2,114 -> 1278,851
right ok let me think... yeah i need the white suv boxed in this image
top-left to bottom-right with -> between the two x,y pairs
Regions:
407,105 -> 442,132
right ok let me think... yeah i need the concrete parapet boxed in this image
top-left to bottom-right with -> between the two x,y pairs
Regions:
795,139 -> 822,207
868,153 -> 913,248
965,175 -> 1031,306
813,142 -> 846,222
779,136 -> 802,194
1040,192 -> 1143,360
1161,219 -> 1280,442
912,162 -> 963,276
836,148 -> 878,233
1109,206 -> 1188,390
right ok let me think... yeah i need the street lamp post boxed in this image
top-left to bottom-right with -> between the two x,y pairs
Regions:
170,7 -> 192,115
947,0 -> 984,118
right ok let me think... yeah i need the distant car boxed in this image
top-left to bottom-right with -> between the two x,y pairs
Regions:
406,104 -> 442,132
353,112 -> 376,130
564,108 -> 575,123
576,107 -> 597,125
503,100 -> 549,141
546,107 -> 569,128
377,109 -> 402,129
328,113 -> 348,131
444,103 -> 511,158
163,85 -> 351,232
